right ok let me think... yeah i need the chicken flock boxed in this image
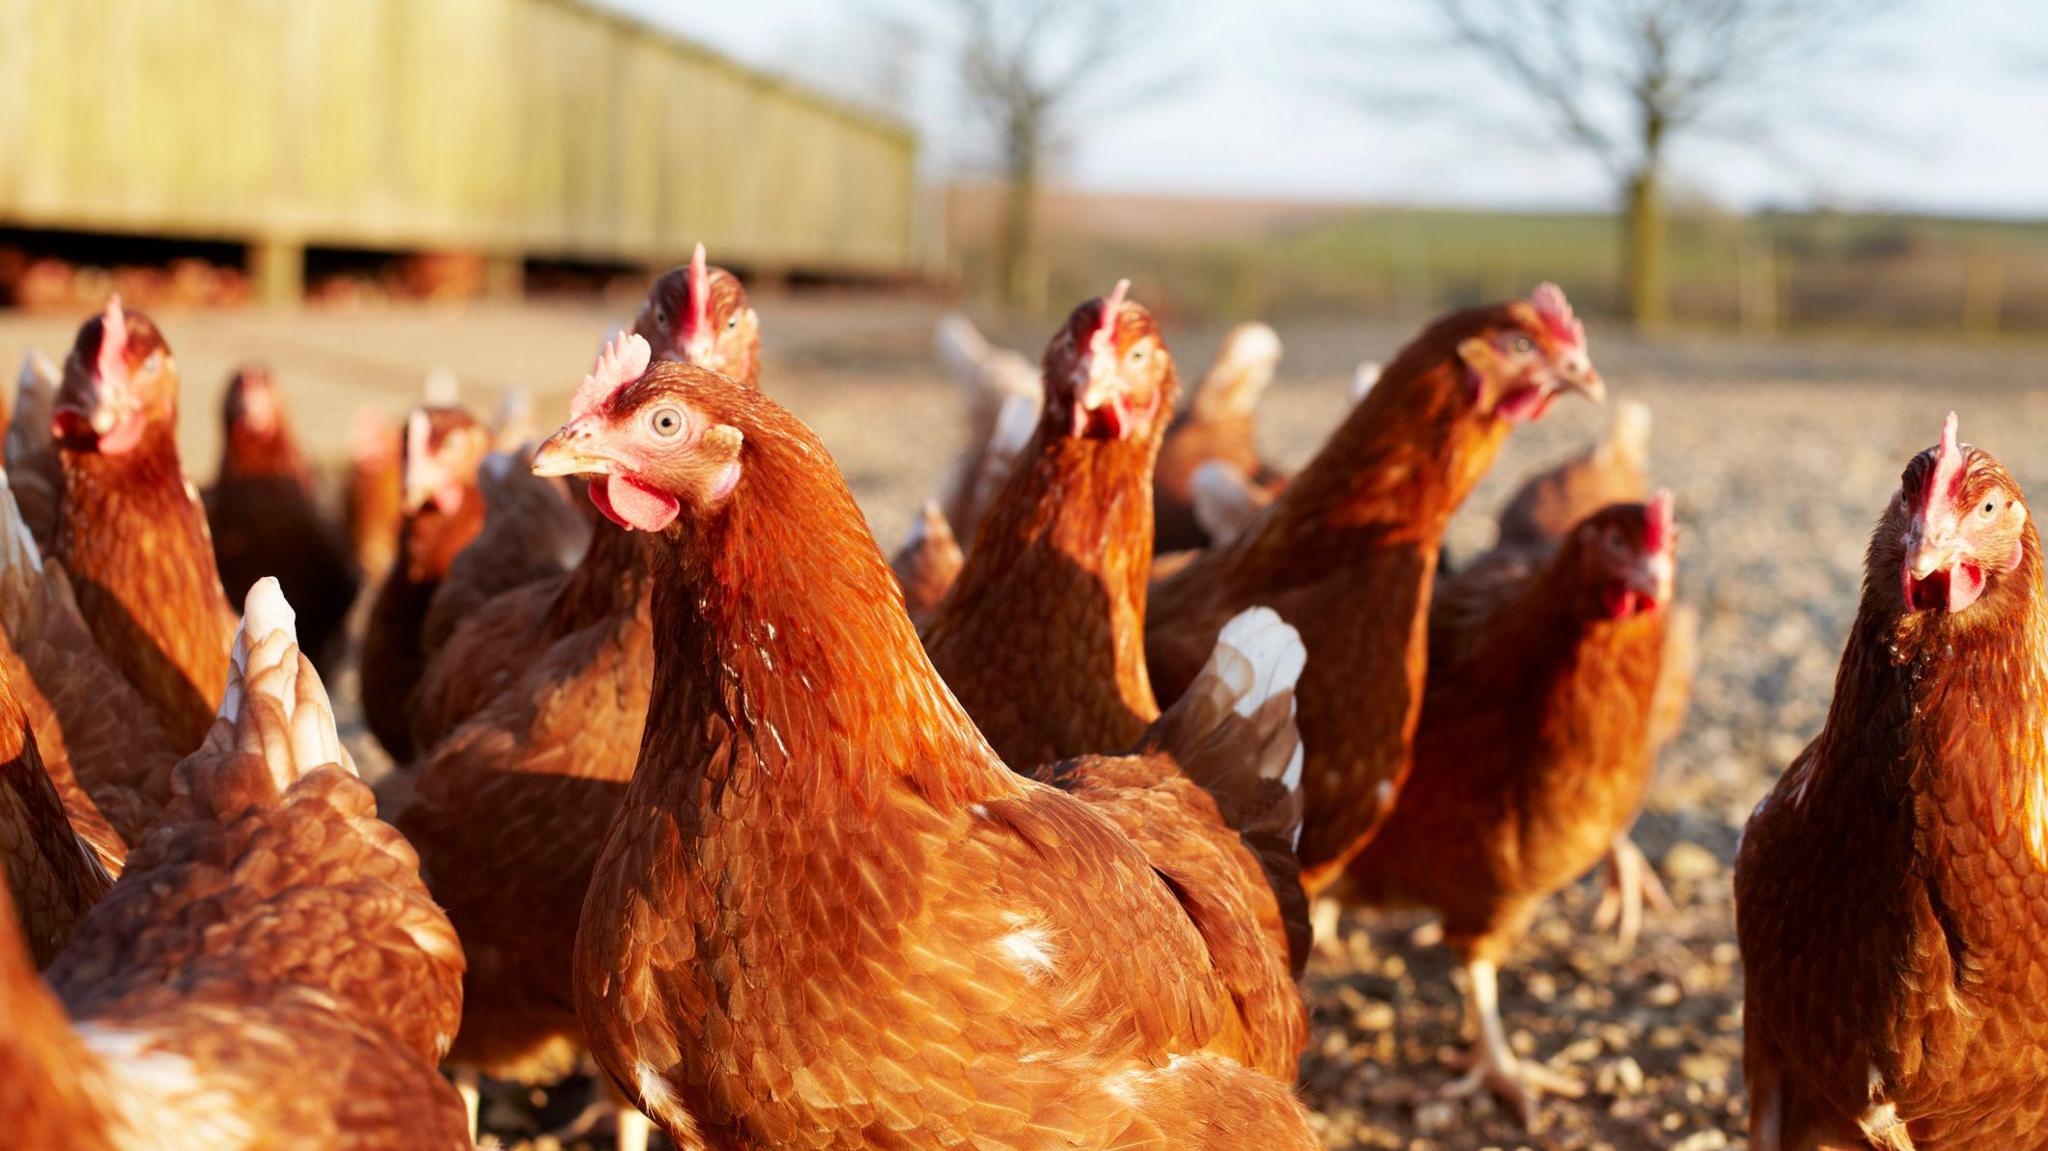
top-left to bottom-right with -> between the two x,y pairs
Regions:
0,241 -> 2034,1151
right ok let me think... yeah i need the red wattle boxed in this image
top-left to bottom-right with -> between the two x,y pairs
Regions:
592,473 -> 680,533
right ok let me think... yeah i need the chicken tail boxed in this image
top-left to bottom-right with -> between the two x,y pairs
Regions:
891,499 -> 964,628
934,313 -> 1000,389
1350,359 -> 1382,403
5,352 -> 61,557
1608,400 -> 1652,469
210,578 -> 357,793
1194,322 -> 1283,416
1139,606 -> 1307,844
1190,460 -> 1273,548
491,385 -> 535,453
0,465 -> 44,578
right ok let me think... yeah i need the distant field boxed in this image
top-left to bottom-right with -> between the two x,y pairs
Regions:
947,183 -> 2048,335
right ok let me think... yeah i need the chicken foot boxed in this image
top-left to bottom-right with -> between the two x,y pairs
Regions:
1591,832 -> 1673,952
1437,958 -> 1584,1128
546,1079 -> 654,1151
454,1065 -> 481,1139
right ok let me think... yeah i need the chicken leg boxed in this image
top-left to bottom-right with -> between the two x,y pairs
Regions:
1437,958 -> 1584,1127
1592,832 -> 1674,951
545,1080 -> 657,1151
454,1065 -> 480,1139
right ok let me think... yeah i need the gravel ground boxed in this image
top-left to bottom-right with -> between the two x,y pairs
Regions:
5,296 -> 2044,1150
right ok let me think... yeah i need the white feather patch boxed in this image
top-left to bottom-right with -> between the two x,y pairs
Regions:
76,1024 -> 257,1150
1213,607 -> 1306,720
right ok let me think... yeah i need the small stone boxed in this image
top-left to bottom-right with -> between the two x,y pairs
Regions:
1412,1099 -> 1458,1134
1663,841 -> 1722,881
1595,1056 -> 1646,1095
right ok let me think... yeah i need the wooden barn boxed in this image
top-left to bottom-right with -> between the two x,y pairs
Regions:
0,0 -> 919,301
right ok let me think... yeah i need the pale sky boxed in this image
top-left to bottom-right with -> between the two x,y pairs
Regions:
603,0 -> 2048,217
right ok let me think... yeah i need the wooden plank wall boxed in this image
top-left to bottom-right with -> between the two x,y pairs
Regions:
0,0 -> 917,273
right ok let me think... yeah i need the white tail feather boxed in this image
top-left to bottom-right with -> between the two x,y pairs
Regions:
1350,360 -> 1382,403
0,470 -> 43,576
1190,460 -> 1270,547
987,391 -> 1040,464
904,499 -> 947,550
1610,400 -> 1652,465
221,578 -> 353,787
1207,607 -> 1306,788
9,350 -> 58,460
1197,323 -> 1283,415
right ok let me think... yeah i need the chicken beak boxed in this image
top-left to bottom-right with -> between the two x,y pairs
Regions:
1904,529 -> 1961,583
1556,354 -> 1605,404
531,420 -> 617,479
1628,552 -> 1674,607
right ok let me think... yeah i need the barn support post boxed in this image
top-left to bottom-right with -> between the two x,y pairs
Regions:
249,235 -> 304,307
485,253 -> 524,300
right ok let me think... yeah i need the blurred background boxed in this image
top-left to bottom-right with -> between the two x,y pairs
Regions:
3,0 -> 2043,331
3,2 -> 2043,1149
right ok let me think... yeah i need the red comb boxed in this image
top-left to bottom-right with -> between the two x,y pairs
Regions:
687,243 -> 710,343
1088,279 -> 1131,362
96,295 -> 130,386
1102,279 -> 1130,333
1530,282 -> 1583,348
1644,489 -> 1675,554
1926,410 -> 1965,509
571,331 -> 653,421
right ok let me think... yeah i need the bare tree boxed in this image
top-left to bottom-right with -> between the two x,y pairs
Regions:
951,0 -> 1175,309
1366,0 -> 1887,328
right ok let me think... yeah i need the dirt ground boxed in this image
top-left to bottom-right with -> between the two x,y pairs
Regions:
6,296 -> 2045,1150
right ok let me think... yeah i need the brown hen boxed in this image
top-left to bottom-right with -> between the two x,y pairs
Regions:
1484,399 -> 1695,947
0,578 -> 471,1150
1147,284 -> 1606,889
0,472 -> 166,863
0,673 -> 113,969
381,521 -> 653,1146
1739,413 -> 2048,1150
204,365 -> 362,674
358,405 -> 490,763
49,297 -> 237,754
1340,496 -> 1678,1125
888,499 -> 963,630
344,406 -> 404,582
922,284 -> 1311,1050
531,345 -> 1319,1149
1155,321 -> 1286,552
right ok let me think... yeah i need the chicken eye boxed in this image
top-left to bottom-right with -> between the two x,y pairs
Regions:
1983,499 -> 1999,516
143,352 -> 163,373
654,305 -> 668,327
647,406 -> 685,438
1510,336 -> 1534,355
726,312 -> 740,330
1128,346 -> 1147,365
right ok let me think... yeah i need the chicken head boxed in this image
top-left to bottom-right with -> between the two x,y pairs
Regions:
1040,279 -> 1176,442
1897,411 -> 2028,616
401,407 -> 491,516
1571,490 -> 1677,621
51,296 -> 174,457
533,333 -> 742,533
635,242 -> 761,386
1456,282 -> 1605,423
